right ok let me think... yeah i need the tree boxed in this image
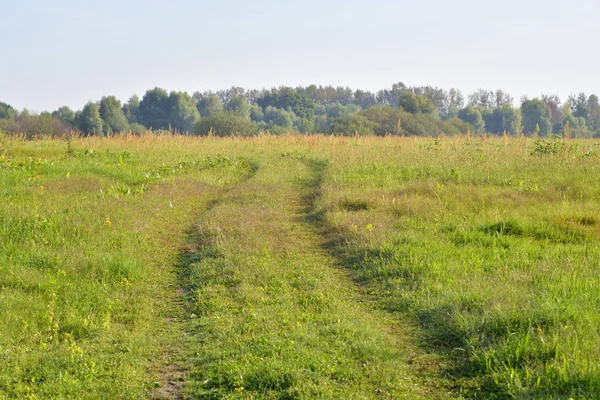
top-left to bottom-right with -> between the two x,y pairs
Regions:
138,87 -> 169,130
482,105 -> 521,135
326,102 -> 360,119
541,94 -> 563,127
411,86 -> 450,115
76,102 -> 103,136
493,89 -> 514,107
122,95 -> 140,123
51,106 -> 75,126
0,102 -> 18,120
468,88 -> 512,109
99,96 -> 129,134
458,106 -> 485,133
216,86 -> 246,106
12,111 -> 71,137
168,91 -> 200,132
225,95 -> 251,119
569,93 -> 591,120
376,82 -> 407,107
521,98 -> 552,136
352,89 -> 377,109
359,106 -> 403,135
561,114 -> 587,137
398,92 -> 420,113
256,88 -> 316,120
586,94 -> 600,132
498,105 -> 521,136
399,92 -> 436,115
444,88 -> 465,119
294,118 -> 315,134
468,89 -> 495,108
249,103 -> 264,122
196,94 -> 223,117
263,106 -> 295,130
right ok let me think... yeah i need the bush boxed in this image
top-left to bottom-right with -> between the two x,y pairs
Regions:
193,113 -> 257,137
446,117 -> 475,135
329,114 -> 376,136
0,113 -> 72,138
358,106 -> 464,137
127,123 -> 148,135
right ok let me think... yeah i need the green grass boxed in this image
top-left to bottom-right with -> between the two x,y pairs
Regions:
176,154 -> 447,398
1,134 -> 599,399
317,136 -> 600,398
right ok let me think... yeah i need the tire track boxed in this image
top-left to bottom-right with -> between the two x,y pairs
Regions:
152,158 -> 259,400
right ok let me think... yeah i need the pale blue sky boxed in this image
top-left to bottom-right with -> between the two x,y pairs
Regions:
1,0 -> 598,111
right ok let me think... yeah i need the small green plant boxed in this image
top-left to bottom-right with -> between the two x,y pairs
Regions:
64,132 -> 75,158
531,138 -> 568,155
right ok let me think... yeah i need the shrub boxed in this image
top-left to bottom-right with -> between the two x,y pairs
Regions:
193,113 -> 256,137
127,123 -> 148,135
358,106 -> 464,137
329,114 -> 376,136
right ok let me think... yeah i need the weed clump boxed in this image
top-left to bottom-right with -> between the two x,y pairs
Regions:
531,138 -> 568,155
338,198 -> 370,211
480,220 -> 524,236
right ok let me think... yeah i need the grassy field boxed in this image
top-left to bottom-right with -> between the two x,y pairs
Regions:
0,133 -> 599,399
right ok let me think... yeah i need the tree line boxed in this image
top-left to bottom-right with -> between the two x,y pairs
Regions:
1,83 -> 599,138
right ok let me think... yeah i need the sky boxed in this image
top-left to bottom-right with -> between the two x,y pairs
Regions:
1,0 -> 599,112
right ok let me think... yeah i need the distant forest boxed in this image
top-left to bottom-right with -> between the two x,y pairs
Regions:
1,83 -> 599,138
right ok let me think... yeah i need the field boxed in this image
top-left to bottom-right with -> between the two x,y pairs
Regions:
1,133 -> 599,399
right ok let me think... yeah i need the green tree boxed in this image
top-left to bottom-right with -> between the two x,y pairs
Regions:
443,88 -> 465,120
225,95 -> 251,119
399,92 -> 437,115
196,94 -> 223,117
51,106 -> 76,126
168,91 -> 200,133
569,93 -> 591,120
76,102 -> 103,136
541,94 -> 563,130
521,98 -> 552,135
263,106 -> 295,130
482,106 -> 521,135
138,88 -> 169,130
0,102 -> 18,120
398,92 -> 420,113
561,114 -> 589,137
249,103 -> 264,122
294,118 -> 315,134
586,94 -> 600,132
257,88 -> 316,120
352,89 -> 377,109
458,106 -> 485,133
326,102 -> 360,119
99,96 -> 129,134
122,95 -> 140,124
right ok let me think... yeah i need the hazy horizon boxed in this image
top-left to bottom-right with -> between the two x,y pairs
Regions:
1,0 -> 599,112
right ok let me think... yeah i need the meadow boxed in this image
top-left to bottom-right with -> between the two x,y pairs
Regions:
0,133 -> 599,399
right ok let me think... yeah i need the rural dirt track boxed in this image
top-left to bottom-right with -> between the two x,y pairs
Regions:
154,156 -> 450,399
